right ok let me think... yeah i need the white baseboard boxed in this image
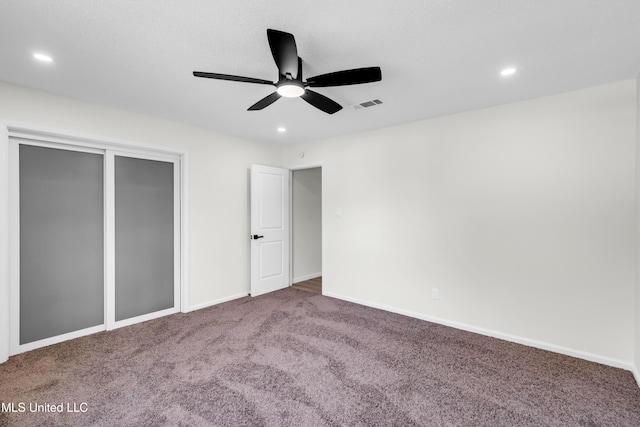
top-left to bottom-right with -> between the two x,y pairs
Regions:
293,272 -> 322,284
323,291 -> 635,373
632,365 -> 640,389
188,292 -> 249,312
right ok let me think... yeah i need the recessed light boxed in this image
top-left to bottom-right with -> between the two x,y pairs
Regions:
33,52 -> 53,63
500,67 -> 517,77
277,127 -> 286,133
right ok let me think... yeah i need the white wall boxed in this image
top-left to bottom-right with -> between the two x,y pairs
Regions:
0,81 -> 282,309
292,167 -> 322,282
284,80 -> 637,367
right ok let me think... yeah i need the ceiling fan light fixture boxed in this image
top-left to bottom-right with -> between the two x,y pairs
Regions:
500,67 -> 517,77
277,83 -> 305,98
33,52 -> 53,62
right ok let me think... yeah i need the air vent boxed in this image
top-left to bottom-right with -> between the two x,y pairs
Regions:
351,99 -> 383,110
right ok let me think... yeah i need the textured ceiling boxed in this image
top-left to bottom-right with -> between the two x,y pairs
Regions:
1,1 -> 639,144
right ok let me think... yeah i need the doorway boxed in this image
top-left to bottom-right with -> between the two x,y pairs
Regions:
290,167 -> 322,294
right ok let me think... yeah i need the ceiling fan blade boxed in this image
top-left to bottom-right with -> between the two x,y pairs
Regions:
307,67 -> 382,87
267,29 -> 299,79
193,71 -> 273,85
300,90 -> 342,114
248,92 -> 281,111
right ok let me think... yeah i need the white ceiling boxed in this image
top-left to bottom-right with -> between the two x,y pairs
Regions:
1,1 -> 639,145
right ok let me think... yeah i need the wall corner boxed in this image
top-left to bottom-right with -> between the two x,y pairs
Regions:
634,74 -> 640,386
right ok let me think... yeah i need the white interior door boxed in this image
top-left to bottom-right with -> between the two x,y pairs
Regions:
250,164 -> 290,297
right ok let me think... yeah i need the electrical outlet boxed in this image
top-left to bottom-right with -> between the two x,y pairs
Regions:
431,288 -> 439,300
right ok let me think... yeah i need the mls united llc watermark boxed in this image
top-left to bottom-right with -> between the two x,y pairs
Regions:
2,402 -> 88,413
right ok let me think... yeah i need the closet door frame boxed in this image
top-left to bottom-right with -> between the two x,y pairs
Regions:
1,122 -> 189,360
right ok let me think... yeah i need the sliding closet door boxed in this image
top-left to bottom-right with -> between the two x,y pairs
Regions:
10,132 -> 183,355
19,144 -> 104,345
114,155 -> 175,322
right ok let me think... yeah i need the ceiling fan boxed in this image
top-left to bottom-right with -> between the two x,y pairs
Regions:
193,29 -> 382,114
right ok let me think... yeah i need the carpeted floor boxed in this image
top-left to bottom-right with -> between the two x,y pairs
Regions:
1,287 -> 639,426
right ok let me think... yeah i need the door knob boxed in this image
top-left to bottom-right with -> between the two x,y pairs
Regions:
251,234 -> 264,240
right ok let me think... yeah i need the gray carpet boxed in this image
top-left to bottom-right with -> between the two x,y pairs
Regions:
1,287 -> 639,426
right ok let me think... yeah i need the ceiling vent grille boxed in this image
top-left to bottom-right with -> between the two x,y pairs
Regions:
351,99 -> 383,110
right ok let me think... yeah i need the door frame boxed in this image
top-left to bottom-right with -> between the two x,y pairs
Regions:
287,163 -> 324,292
0,121 -> 189,361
